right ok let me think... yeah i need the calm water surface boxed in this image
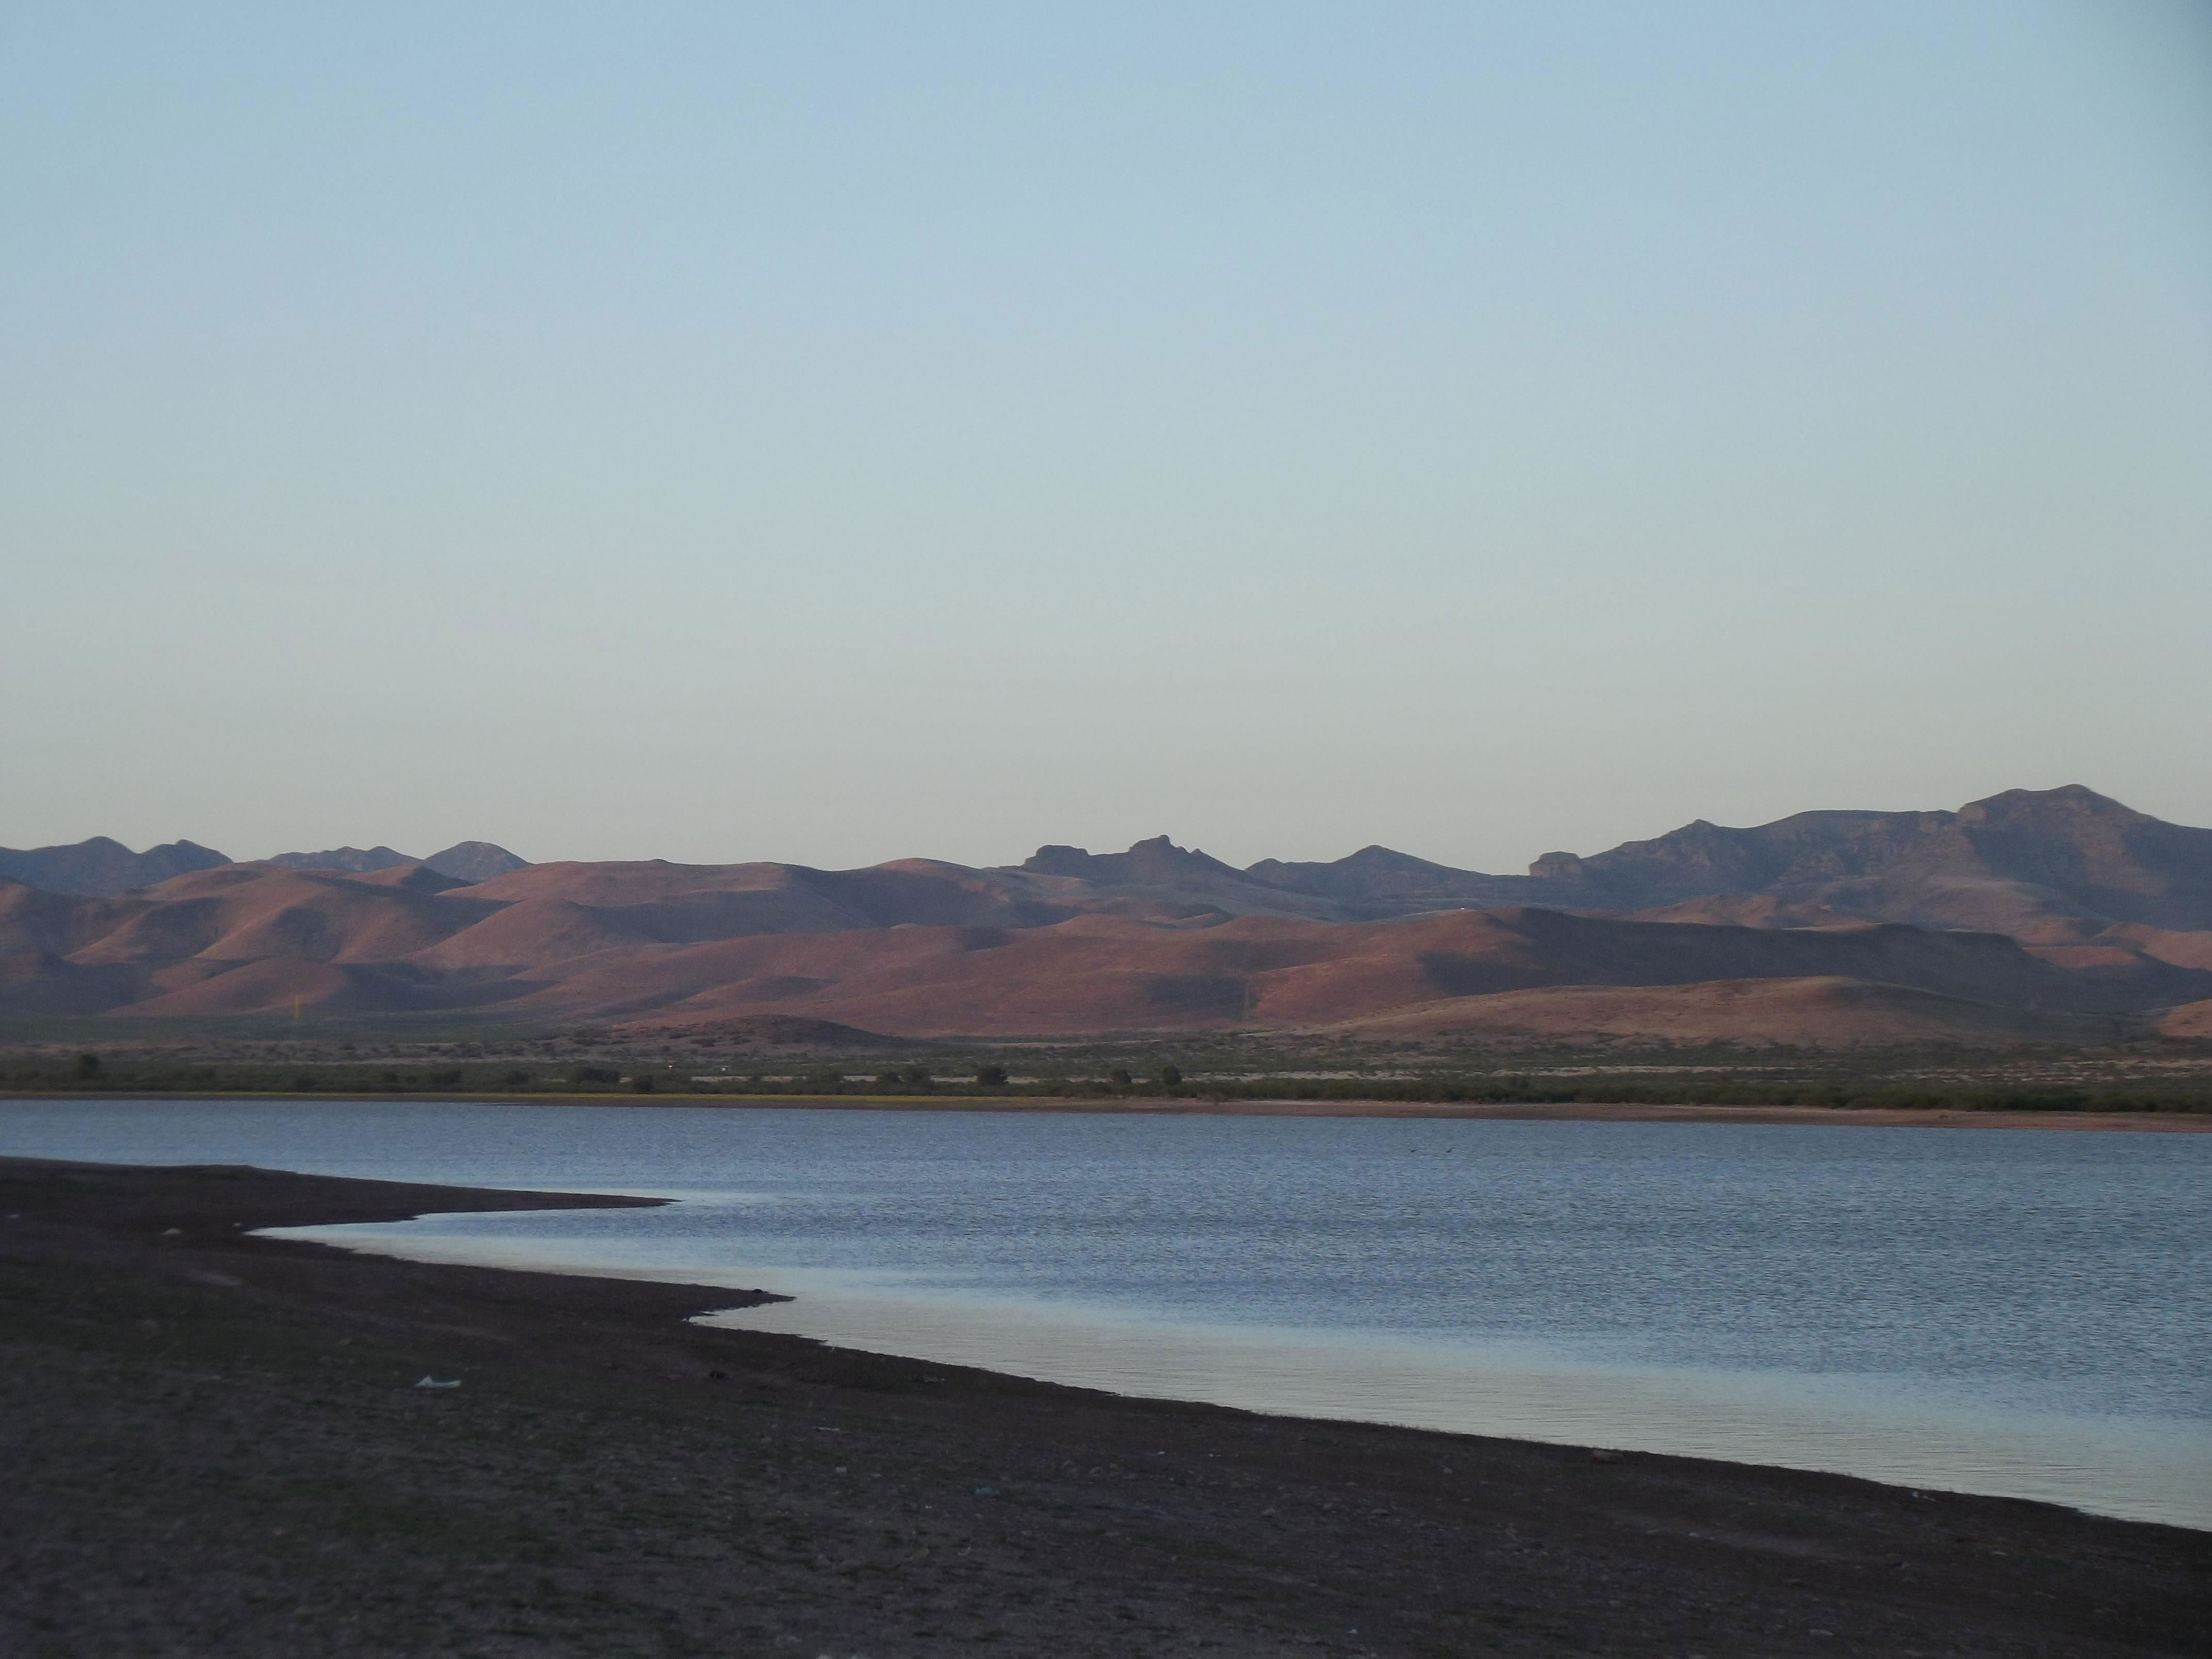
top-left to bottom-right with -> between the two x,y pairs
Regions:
5,1098 -> 2207,1527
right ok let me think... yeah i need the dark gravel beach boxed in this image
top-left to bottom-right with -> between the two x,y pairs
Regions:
1,1156 -> 2204,1658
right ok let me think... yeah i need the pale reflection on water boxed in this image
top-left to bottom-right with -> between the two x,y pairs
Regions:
7,1098 -> 2205,1532
284,1225 -> 2212,1530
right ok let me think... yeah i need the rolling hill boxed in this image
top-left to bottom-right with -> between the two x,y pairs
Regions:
265,841 -> 530,882
1,864 -> 2204,1042
1326,977 -> 2090,1048
2,838 -> 528,894
0,837 -> 228,897
4,787 -> 2208,1044
1519,785 -> 2212,934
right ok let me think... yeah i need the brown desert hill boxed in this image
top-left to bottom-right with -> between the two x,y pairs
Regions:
1015,837 -> 1348,921
265,845 -> 416,874
2099,924 -> 2212,972
454,857 -> 1080,942
122,958 -> 361,1019
2,854 -> 1113,1021
0,836 -> 229,897
0,880 -> 169,1014
266,841 -> 528,883
1626,894 -> 1869,930
2158,999 -> 2212,1039
563,907 -> 2201,1039
1021,836 -> 1250,886
987,789 -> 2212,937
0,951 -> 151,1019
1243,843 -> 1541,918
1329,976 -> 2086,1048
119,957 -> 530,1020
61,864 -> 502,970
19,784 -> 2209,934
410,867 -> 1062,971
549,915 -> 1306,1033
446,864 -> 879,946
8,793 -> 2212,1040
5,856 -> 2212,1038
404,896 -> 659,971
1231,906 -> 2183,1024
420,840 -> 529,882
343,865 -> 469,894
459,860 -> 833,908
9,870 -> 2031,1035
0,878 -> 145,959
1525,785 -> 2212,934
0,835 -> 525,898
1625,891 -> 2212,1003
776,859 -> 1080,930
0,866 -> 510,1016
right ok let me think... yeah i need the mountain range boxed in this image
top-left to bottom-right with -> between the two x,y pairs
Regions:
0,838 -> 527,894
263,842 -> 530,884
3,787 -> 2209,1045
0,837 -> 232,899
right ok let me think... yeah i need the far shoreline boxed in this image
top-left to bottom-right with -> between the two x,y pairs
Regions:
8,1089 -> 2209,1131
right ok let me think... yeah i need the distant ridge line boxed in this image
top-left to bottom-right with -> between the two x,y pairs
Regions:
4,785 -> 2208,934
4,786 -> 2209,1042
0,837 -> 529,894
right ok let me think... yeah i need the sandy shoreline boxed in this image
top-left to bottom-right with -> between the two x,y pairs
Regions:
2,1154 -> 2207,1657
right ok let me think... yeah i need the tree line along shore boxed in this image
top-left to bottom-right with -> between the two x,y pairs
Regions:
8,1049 -> 2211,1116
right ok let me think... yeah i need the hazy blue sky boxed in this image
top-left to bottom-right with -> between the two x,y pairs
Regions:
6,2 -> 2208,871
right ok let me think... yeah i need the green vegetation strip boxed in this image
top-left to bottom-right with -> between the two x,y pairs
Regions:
4,1055 -> 2207,1115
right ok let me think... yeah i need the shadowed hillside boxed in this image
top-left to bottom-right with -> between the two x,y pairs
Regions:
267,841 -> 529,883
3,861 -> 2206,1040
5,837 -> 527,893
1243,845 -> 1540,917
1328,978 -> 2099,1048
0,837 -> 228,897
1521,786 -> 2212,933
5,787 -> 2208,1043
1019,787 -> 2212,938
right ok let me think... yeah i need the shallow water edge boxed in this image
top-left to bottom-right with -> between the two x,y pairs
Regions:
279,1216 -> 2212,1533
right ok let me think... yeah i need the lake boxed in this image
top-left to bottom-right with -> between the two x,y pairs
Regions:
4,1097 -> 2206,1528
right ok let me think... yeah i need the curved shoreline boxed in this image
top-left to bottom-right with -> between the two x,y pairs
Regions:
282,1177 -> 2212,1532
4,1156 -> 2208,1656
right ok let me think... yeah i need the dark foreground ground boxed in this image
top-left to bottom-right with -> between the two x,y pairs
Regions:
1,1160 -> 2204,1659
